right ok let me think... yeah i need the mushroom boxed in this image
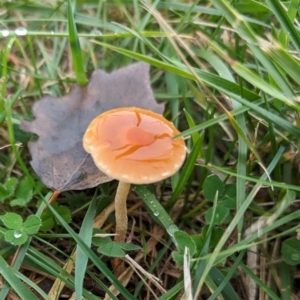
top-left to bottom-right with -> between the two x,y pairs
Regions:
83,107 -> 186,248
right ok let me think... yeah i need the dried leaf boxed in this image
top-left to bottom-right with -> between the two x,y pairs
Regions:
21,62 -> 164,191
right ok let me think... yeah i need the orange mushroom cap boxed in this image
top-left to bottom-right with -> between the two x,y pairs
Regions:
83,107 -> 186,184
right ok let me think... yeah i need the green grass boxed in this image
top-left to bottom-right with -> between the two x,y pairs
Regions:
1,0 -> 300,299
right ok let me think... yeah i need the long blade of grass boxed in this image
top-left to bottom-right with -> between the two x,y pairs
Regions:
265,44 -> 300,85
91,40 -> 259,101
27,249 -> 102,300
133,185 -> 179,244
208,266 -> 240,300
5,90 -> 35,186
210,0 -> 295,98
193,191 -> 217,296
277,262 -> 292,300
0,256 -> 40,300
231,61 -> 297,107
67,0 -> 87,85
198,163 -> 300,192
205,210 -> 300,263
177,94 -> 300,140
208,252 -> 244,300
16,271 -> 50,300
166,136 -> 202,210
265,0 -> 300,52
239,262 -> 281,300
183,109 -> 203,150
75,191 -> 98,300
1,39 -> 33,185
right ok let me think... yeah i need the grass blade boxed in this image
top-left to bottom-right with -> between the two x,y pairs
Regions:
0,255 -> 40,300
75,191 -> 98,300
67,0 -> 87,85
265,0 -> 300,52
166,136 -> 202,210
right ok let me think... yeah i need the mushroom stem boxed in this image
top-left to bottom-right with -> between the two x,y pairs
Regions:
114,181 -> 131,243
113,181 -> 131,276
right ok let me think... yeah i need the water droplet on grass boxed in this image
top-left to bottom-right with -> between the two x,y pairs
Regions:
90,29 -> 102,36
167,224 -> 178,237
153,211 -> 159,216
14,231 -> 22,238
15,27 -> 27,36
1,29 -> 9,37
291,253 -> 300,261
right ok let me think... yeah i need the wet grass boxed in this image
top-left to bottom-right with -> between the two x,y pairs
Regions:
1,1 -> 300,299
